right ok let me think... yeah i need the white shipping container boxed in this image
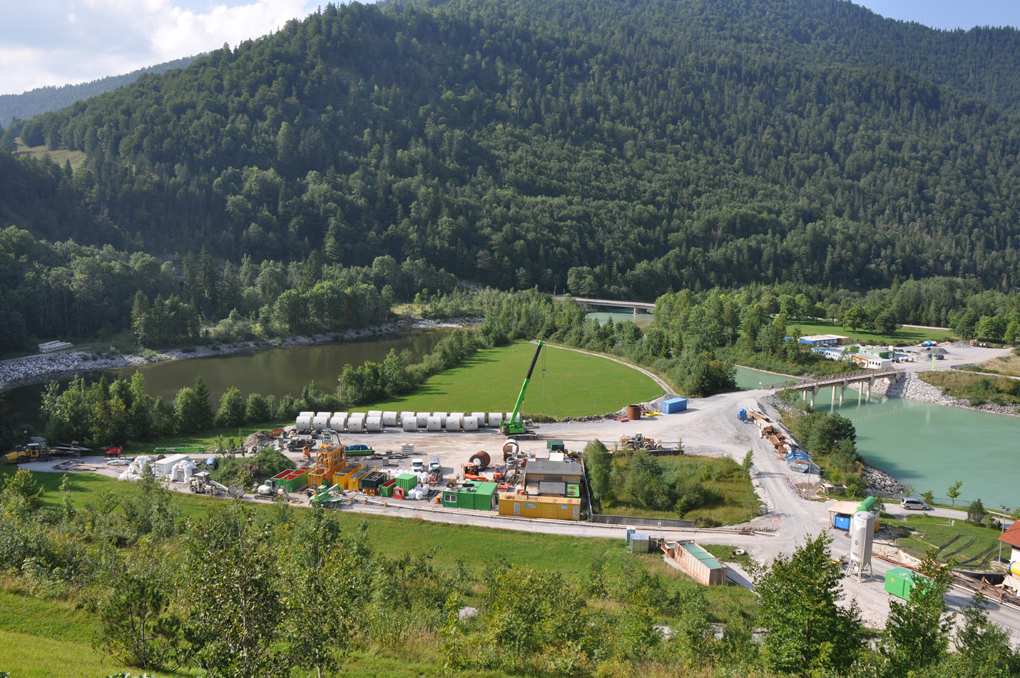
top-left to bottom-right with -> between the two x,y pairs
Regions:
151,453 -> 192,478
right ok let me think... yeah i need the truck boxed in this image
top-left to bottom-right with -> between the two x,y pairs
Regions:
428,457 -> 443,484
5,444 -> 51,465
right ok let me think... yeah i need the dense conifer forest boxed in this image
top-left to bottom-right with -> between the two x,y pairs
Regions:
1,0 -> 1020,352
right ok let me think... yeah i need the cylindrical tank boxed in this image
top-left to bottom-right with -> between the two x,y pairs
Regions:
1010,561 -> 1020,577
849,511 -> 875,569
329,412 -> 348,431
469,451 -> 491,471
627,404 -> 641,421
426,416 -> 442,432
505,412 -> 520,423
472,412 -> 487,427
382,411 -> 399,426
416,412 -> 430,428
313,411 -> 331,430
368,410 -> 382,419
503,440 -> 520,461
401,416 -> 417,432
488,412 -> 503,427
434,412 -> 447,427
462,416 -> 479,431
295,414 -> 313,432
347,413 -> 366,433
446,413 -> 463,431
365,416 -> 383,432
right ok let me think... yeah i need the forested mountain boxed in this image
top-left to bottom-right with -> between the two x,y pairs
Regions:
3,0 -> 1020,303
0,56 -> 197,127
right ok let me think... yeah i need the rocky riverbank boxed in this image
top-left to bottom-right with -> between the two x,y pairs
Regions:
0,318 -> 474,394
851,373 -> 1020,418
862,462 -> 906,497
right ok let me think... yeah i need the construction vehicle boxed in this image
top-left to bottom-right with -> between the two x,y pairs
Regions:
428,457 -> 443,484
5,444 -> 52,465
500,341 -> 544,437
101,446 -> 124,458
189,471 -> 230,496
310,483 -> 343,509
620,433 -> 657,450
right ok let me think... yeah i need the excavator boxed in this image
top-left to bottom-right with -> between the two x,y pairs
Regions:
500,340 -> 543,437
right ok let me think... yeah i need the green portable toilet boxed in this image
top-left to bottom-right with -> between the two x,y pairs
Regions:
885,567 -> 924,601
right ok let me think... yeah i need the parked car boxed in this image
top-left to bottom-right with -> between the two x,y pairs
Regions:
901,497 -> 932,511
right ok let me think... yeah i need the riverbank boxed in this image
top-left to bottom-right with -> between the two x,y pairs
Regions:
0,318 -> 476,395
852,373 -> 1020,419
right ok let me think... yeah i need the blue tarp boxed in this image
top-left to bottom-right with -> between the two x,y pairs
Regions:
346,444 -> 371,451
785,450 -> 810,462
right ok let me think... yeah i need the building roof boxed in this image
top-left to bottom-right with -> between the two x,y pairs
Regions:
801,334 -> 848,342
828,500 -> 864,515
679,541 -> 724,570
998,522 -> 1020,549
525,460 -> 583,476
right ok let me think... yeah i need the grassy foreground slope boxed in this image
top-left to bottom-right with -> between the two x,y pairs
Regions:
374,342 -> 663,417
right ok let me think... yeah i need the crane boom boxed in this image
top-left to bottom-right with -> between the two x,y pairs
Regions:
501,341 -> 543,436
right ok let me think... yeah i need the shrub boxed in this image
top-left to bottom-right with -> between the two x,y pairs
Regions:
245,393 -> 274,423
967,499 -> 986,526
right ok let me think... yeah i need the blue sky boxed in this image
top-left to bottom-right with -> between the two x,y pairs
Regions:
1,1 -> 1019,96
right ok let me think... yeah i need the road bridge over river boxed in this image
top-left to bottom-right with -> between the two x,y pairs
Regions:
569,296 -> 655,315
785,368 -> 904,407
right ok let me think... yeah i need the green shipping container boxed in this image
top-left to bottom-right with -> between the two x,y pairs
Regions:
472,482 -> 498,511
885,567 -> 925,601
395,473 -> 418,492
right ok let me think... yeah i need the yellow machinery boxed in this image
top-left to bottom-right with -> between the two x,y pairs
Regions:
5,444 -> 52,465
308,444 -> 347,488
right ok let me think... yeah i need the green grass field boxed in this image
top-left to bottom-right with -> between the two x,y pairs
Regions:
372,342 -> 662,418
786,320 -> 954,347
0,464 -> 755,677
892,514 -> 1005,570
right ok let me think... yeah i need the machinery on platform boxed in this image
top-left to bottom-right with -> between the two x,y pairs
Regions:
500,341 -> 544,437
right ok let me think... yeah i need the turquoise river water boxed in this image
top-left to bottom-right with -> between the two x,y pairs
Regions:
734,366 -> 1019,509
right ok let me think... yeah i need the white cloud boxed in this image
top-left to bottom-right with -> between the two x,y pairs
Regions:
0,0 -> 319,95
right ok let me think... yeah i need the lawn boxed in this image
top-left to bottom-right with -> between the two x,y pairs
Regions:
785,320 -> 954,347
372,342 -> 662,418
15,140 -> 88,167
972,352 -> 1020,378
0,464 -> 756,677
891,513 -> 1006,570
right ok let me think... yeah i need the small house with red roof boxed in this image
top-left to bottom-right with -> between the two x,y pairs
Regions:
998,522 -> 1020,593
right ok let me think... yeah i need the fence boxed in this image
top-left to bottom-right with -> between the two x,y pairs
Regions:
592,514 -> 695,529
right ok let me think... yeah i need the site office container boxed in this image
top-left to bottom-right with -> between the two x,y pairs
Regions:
497,493 -> 581,521
663,541 -> 727,585
442,490 -> 459,507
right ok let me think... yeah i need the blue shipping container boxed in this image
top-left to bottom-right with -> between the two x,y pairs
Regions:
662,397 -> 688,413
833,514 -> 852,531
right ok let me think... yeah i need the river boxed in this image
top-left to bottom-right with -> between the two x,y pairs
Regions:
1,330 -> 449,432
735,366 -> 1020,509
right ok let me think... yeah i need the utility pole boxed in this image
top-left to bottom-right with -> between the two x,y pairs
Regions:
337,378 -> 343,407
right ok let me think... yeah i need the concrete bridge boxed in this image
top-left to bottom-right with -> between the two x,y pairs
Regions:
570,297 -> 655,315
784,369 -> 903,408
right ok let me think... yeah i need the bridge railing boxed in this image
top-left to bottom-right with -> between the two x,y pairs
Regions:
785,369 -> 901,391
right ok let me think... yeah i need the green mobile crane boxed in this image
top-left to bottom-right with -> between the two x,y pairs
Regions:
500,341 -> 544,437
